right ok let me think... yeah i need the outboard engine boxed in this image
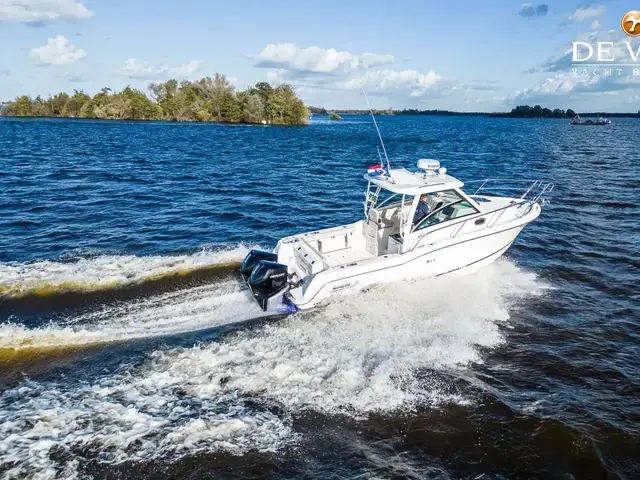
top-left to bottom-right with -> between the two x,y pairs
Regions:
247,260 -> 289,311
240,250 -> 278,280
241,250 -> 292,311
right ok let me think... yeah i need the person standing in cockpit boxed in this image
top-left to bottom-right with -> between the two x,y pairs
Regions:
413,194 -> 431,226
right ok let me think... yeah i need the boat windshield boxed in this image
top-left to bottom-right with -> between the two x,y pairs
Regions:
413,190 -> 478,231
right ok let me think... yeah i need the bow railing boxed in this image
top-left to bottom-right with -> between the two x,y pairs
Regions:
465,178 -> 554,203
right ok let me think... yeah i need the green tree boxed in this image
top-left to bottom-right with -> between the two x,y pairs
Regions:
13,96 -> 33,116
221,94 -> 242,122
63,90 -> 91,117
129,89 -> 160,119
195,74 -> 235,121
252,82 -> 274,107
79,100 -> 97,118
240,92 -> 264,124
267,84 -> 308,125
31,95 -> 49,116
49,92 -> 70,116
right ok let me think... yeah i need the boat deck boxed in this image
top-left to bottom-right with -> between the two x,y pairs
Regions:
471,195 -> 516,212
323,248 -> 374,267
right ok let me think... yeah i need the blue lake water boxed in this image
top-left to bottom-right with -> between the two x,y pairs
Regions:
0,115 -> 638,479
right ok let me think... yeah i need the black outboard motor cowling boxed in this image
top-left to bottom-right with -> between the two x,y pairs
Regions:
240,249 -> 278,280
247,260 -> 289,311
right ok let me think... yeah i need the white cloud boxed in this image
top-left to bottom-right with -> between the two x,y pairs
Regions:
590,20 -> 601,30
266,69 -> 286,85
251,43 -> 395,76
344,69 -> 442,96
0,0 -> 93,24
563,6 -> 605,24
461,81 -> 501,91
251,42 -> 460,107
120,59 -> 158,79
67,73 -> 87,82
29,35 -> 86,65
168,60 -> 203,77
119,59 -> 203,80
508,71 -> 640,108
252,43 -> 443,95
514,75 -> 587,101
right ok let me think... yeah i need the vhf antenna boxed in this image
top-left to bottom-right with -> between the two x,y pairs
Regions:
362,89 -> 393,181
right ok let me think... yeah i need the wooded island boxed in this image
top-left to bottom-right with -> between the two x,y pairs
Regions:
0,74 -> 309,125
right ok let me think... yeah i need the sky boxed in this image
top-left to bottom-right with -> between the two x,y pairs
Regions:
0,0 -> 639,111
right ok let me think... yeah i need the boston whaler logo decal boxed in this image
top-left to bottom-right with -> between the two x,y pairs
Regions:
571,10 -> 640,78
332,280 -> 357,292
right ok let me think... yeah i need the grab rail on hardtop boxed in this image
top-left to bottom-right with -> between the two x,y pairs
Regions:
465,178 -> 554,204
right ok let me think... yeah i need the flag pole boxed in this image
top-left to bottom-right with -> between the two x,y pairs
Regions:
362,89 -> 392,180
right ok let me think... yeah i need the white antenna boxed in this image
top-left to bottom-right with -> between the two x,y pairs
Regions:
362,89 -> 392,179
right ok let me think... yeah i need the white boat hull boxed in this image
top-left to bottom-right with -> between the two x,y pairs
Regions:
277,202 -> 539,311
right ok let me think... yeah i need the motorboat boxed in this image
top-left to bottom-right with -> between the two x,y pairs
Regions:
241,159 -> 553,312
569,114 -> 611,126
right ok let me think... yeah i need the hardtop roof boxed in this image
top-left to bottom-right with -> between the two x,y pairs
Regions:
364,168 -> 464,195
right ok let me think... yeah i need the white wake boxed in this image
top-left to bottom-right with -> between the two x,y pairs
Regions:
0,259 -> 548,479
0,245 -> 256,298
0,245 -> 267,351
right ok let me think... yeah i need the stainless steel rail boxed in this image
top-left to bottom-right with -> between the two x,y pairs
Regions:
465,178 -> 554,203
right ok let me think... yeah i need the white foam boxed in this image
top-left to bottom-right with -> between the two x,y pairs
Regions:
0,377 -> 292,479
166,259 -> 546,415
0,280 -> 265,349
0,244 -> 256,298
0,259 -> 548,477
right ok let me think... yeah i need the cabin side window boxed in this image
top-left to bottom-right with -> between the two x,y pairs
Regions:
414,190 -> 479,231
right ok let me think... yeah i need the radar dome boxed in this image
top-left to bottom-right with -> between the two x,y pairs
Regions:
417,159 -> 440,174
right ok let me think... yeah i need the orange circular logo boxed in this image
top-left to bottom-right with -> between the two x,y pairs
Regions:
622,10 -> 640,36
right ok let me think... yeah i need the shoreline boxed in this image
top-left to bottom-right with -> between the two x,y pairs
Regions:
3,113 -> 638,122
0,115 -> 309,126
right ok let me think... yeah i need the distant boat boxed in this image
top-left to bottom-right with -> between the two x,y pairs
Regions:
569,114 -> 611,126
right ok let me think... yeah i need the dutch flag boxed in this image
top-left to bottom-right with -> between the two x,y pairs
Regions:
367,164 -> 385,175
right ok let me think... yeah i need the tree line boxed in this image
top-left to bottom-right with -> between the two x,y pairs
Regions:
307,106 -> 577,117
499,105 -> 640,118
0,74 -> 309,125
307,105 -> 640,118
399,109 -> 484,116
493,105 -> 577,118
